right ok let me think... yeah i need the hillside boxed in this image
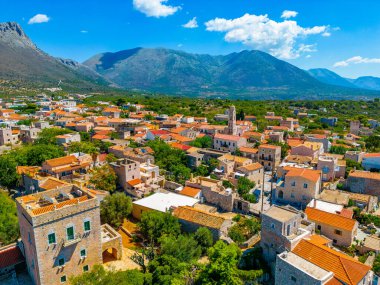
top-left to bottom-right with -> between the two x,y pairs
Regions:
84,48 -> 379,99
307,68 -> 357,88
0,22 -> 110,91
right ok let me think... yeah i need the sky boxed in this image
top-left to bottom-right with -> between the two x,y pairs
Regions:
1,0 -> 380,78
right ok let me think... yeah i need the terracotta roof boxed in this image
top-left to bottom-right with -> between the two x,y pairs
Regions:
92,134 -> 110,140
214,133 -> 242,142
239,146 -> 258,154
284,167 -> 321,183
173,206 -> 226,229
179,186 -> 201,198
305,207 -> 357,231
127,178 -> 143,187
293,237 -> 370,285
238,163 -> 263,172
349,171 -> 380,181
363,153 -> 380,158
259,144 -> 281,150
170,142 -> 192,151
149,130 -> 170,136
31,196 -> 88,216
40,178 -> 69,190
0,245 -> 24,269
325,277 -> 344,285
45,155 -> 77,167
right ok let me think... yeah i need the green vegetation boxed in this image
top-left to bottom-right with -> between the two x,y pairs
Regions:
0,191 -> 19,246
228,217 -> 261,244
100,193 -> 132,228
237,177 -> 256,203
35,127 -> 72,145
90,165 -> 117,193
146,139 -> 191,184
68,141 -> 98,154
189,136 -> 212,148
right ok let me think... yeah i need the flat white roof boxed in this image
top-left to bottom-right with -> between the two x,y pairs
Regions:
133,192 -> 198,212
307,199 -> 343,214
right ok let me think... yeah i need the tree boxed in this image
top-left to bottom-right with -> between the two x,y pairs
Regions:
70,265 -> 152,285
22,144 -> 65,166
194,227 -> 213,254
365,135 -> 380,152
100,193 -> 132,228
236,109 -> 245,121
139,211 -> 181,243
189,136 -> 212,149
237,177 -> 255,197
0,192 -> 19,246
159,234 -> 202,262
228,217 -> 260,244
0,156 -> 19,188
90,165 -> 117,193
69,141 -> 98,155
196,241 -> 243,285
35,128 -> 72,145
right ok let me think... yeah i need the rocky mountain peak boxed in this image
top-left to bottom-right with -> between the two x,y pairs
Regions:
0,21 -> 35,49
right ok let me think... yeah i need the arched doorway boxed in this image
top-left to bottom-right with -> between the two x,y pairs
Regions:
102,248 -> 119,263
278,190 -> 284,199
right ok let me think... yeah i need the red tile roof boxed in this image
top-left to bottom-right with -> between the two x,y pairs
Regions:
0,245 -> 24,269
305,207 -> 357,231
179,186 -> 201,198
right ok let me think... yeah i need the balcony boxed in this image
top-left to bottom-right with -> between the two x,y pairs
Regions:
63,234 -> 81,247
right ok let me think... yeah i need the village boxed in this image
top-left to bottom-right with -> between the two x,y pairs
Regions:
0,93 -> 379,285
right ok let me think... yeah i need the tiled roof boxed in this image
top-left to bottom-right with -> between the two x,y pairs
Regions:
40,178 -> 69,190
45,155 -> 77,167
239,146 -> 258,154
0,245 -> 24,269
238,163 -> 263,172
305,207 -> 357,231
349,170 -> 380,181
259,144 -> 281,150
284,167 -> 321,183
170,142 -> 192,151
31,195 -> 88,216
214,133 -> 242,142
179,186 -> 201,198
127,178 -> 143,187
293,237 -> 370,285
173,206 -> 226,229
363,153 -> 380,158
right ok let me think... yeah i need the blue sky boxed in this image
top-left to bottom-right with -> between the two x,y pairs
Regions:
1,0 -> 380,78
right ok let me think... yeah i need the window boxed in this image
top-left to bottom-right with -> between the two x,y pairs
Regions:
302,195 -> 307,200
66,226 -> 74,241
60,276 -> 67,283
291,181 -> 296,187
271,223 -> 275,229
291,193 -> 295,198
317,225 -> 321,230
58,258 -> 65,266
303,183 -> 308,188
84,220 -> 91,232
48,232 -> 56,245
333,239 -> 337,244
28,232 -> 32,244
334,229 -> 342,236
83,265 -> 89,272
291,275 -> 297,282
80,249 -> 87,258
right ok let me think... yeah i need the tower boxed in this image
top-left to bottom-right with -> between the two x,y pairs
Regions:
228,105 -> 237,135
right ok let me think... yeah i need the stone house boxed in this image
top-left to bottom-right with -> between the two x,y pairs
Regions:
213,133 -> 247,152
258,144 -> 281,171
173,206 -> 232,241
305,207 -> 358,247
346,171 -> 380,197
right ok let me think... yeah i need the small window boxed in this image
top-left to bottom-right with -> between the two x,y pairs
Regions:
84,220 -> 91,232
333,239 -> 337,244
291,275 -> 297,282
60,276 -> 67,283
303,183 -> 308,189
80,249 -> 87,258
291,193 -> 295,198
66,226 -> 74,241
48,232 -> 56,245
83,265 -> 89,272
58,258 -> 65,266
334,229 -> 342,236
291,181 -> 296,187
271,223 -> 275,229
317,225 -> 321,230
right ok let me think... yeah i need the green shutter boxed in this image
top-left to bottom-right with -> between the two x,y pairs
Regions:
48,233 -> 56,244
84,221 -> 91,231
67,227 -> 74,240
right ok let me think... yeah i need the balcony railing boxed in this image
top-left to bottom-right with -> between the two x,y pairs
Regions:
63,234 -> 82,247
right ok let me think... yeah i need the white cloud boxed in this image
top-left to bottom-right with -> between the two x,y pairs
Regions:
205,13 -> 330,59
183,17 -> 198,29
281,10 -> 298,19
80,30 -> 88,33
28,14 -> 50,24
334,56 -> 380,67
133,0 -> 180,18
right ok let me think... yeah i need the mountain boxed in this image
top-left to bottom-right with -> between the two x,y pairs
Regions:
84,48 -> 379,99
351,76 -> 380,91
307,68 -> 357,88
0,22 -> 110,91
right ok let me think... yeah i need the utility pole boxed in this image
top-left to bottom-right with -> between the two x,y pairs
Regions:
260,163 -> 265,214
